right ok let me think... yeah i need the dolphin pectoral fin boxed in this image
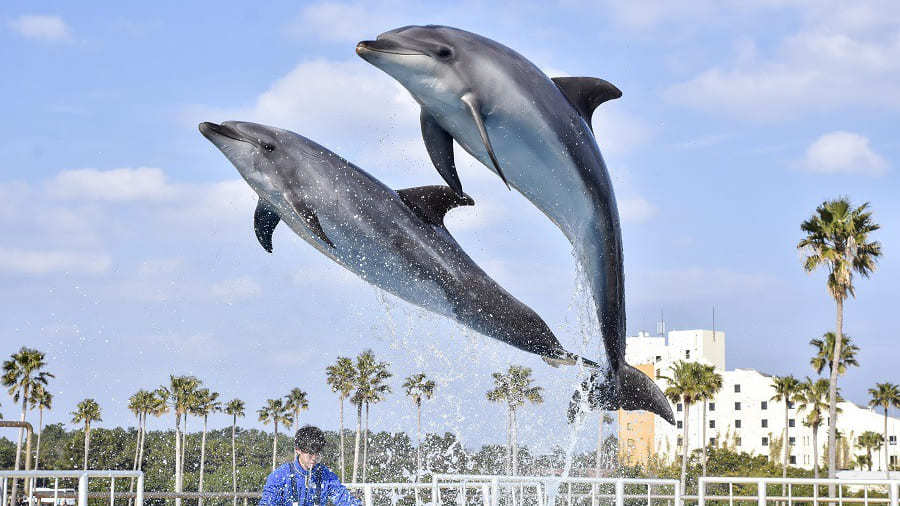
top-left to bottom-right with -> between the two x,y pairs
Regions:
551,77 -> 622,132
460,92 -> 511,191
253,199 -> 281,253
396,185 -> 474,228
284,193 -> 335,249
420,109 -> 463,196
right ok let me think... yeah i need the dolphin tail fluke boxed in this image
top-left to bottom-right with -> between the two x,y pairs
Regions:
568,364 -> 675,425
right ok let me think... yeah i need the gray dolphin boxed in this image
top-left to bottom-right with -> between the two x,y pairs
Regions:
357,25 -> 674,424
199,120 -> 610,376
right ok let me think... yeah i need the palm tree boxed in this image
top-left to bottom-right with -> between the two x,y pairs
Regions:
798,378 -> 842,479
2,346 -> 54,502
798,198 -> 881,479
358,355 -> 391,482
225,399 -> 245,506
71,398 -> 102,470
868,383 -> 900,478
403,373 -> 435,481
486,365 -> 544,475
661,361 -> 705,491
595,412 -> 615,476
193,388 -> 221,506
326,357 -> 356,481
857,431 -> 884,471
285,388 -> 309,435
127,389 -> 156,506
181,381 -> 203,476
810,332 -> 860,376
697,364 -> 723,478
28,384 -> 52,471
258,398 -> 292,471
771,375 -> 803,493
159,375 -> 201,506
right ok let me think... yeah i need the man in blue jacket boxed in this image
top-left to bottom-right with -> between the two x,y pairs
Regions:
259,425 -> 361,506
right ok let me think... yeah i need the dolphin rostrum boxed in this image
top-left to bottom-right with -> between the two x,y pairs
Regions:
357,25 -> 674,424
200,120 -> 613,379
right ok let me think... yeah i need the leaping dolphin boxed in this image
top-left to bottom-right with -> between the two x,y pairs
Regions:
200,120 -> 612,381
357,25 -> 674,424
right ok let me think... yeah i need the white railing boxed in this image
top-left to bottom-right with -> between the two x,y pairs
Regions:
0,470 -> 143,506
432,474 -> 681,506
697,477 -> 900,506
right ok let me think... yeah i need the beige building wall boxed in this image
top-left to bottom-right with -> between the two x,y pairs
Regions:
618,363 -> 656,467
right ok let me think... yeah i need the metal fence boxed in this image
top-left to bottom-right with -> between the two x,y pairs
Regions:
696,477 -> 900,506
0,470 -> 143,506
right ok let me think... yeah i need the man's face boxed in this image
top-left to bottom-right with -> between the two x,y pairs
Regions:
295,448 -> 320,470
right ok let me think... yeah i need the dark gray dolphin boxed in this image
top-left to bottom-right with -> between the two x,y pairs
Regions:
199,120 -> 610,377
357,25 -> 674,424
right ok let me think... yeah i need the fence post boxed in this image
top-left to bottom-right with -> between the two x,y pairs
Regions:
889,482 -> 898,506
136,473 -> 144,506
616,479 -> 625,506
78,474 -> 89,506
481,483 -> 491,506
432,476 -> 439,505
758,480 -> 766,506
689,479 -> 695,506
363,484 -> 373,506
491,478 -> 500,506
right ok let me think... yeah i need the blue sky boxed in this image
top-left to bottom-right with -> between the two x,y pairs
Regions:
1,1 -> 898,454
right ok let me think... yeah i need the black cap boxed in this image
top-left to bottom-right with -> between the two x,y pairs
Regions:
294,425 -> 326,454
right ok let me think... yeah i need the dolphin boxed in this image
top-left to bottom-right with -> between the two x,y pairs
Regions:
356,25 -> 674,424
199,120 -> 613,377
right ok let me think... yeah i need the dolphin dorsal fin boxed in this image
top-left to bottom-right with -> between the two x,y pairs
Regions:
254,199 -> 281,253
551,77 -> 622,131
396,185 -> 474,228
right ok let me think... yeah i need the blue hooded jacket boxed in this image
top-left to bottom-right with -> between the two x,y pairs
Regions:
259,458 -> 360,506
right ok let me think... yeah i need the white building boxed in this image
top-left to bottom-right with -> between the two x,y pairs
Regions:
619,329 -> 900,471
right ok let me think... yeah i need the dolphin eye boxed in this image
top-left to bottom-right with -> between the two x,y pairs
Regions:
263,143 -> 275,152
436,47 -> 452,59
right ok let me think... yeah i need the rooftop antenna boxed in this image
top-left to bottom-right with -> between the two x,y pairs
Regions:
657,309 -> 666,338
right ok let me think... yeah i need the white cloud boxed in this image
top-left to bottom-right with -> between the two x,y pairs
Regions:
9,14 -> 71,42
0,247 -> 110,275
210,276 -> 262,303
286,2 -> 397,43
48,167 -> 176,201
619,197 -> 657,224
800,131 -> 888,176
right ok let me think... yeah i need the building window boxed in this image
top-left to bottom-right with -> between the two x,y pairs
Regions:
685,350 -> 691,359
627,439 -> 635,449
734,384 -> 741,393
709,420 -> 716,429
677,403 -> 683,412
709,437 -> 717,446
761,401 -> 768,410
762,419 -> 768,428
762,437 -> 769,446
890,436 -> 896,445
790,455 -> 796,465
655,355 -> 662,362
734,402 -> 741,410
677,437 -> 683,447
626,422 -> 633,430
736,437 -> 742,446
735,419 -> 742,428
787,401 -> 794,409
891,456 -> 898,466
709,402 -> 716,411
804,455 -> 809,465
656,369 -> 661,378
677,420 -> 683,429
789,419 -> 795,428
789,437 -> 796,446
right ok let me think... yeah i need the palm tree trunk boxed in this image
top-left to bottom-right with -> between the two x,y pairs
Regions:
83,423 -> 91,471
363,403 -> 370,483
35,407 -> 44,471
338,397 -> 345,482
352,402 -> 362,483
231,415 -> 238,506
512,408 -> 518,475
595,415 -> 603,477
199,415 -> 208,506
701,403 -> 708,477
827,298 -> 843,480
182,416 -> 188,476
884,409 -> 890,479
783,403 -> 789,498
680,402 -> 690,492
416,401 -> 423,482
10,394 -> 27,506
129,412 -> 144,506
175,412 -> 183,506
271,420 -> 279,471
812,424 -> 819,480
505,406 -> 511,475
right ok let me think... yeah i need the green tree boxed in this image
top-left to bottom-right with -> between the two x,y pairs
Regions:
126,389 -> 157,506
355,353 -> 391,482
326,357 -> 355,482
2,346 -> 53,503
486,365 -> 544,475
595,412 -> 615,475
771,375 -> 803,492
159,374 -> 201,506
797,377 -> 839,479
28,384 -> 52,471
857,431 -> 883,471
661,361 -> 705,490
810,332 -> 860,376
798,198 -> 881,479
697,364 -> 723,478
258,398 -> 292,471
225,398 -> 245,506
71,398 -> 102,470
868,383 -> 900,478
285,388 -> 309,435
192,388 -> 221,506
402,373 -> 435,481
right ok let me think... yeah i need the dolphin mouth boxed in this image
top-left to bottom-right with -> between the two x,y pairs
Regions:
356,40 -> 425,57
199,122 -> 250,144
